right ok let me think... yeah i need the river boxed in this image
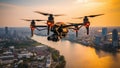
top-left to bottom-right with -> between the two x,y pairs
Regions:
32,35 -> 120,68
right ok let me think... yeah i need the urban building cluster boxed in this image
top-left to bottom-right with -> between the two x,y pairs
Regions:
0,27 -> 66,68
73,27 -> 120,52
94,28 -> 119,48
0,45 -> 54,68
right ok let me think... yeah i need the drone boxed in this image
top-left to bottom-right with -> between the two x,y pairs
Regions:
22,11 -> 104,42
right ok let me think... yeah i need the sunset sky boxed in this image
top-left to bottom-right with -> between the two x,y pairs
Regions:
0,0 -> 120,27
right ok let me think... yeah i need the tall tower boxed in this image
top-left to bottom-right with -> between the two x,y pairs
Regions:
102,27 -> 107,41
112,29 -> 119,47
94,36 -> 101,45
5,27 -> 8,34
102,28 -> 107,36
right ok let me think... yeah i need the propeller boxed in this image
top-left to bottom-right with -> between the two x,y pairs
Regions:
87,14 -> 104,18
73,17 -> 83,19
74,14 -> 104,19
22,19 -> 47,37
34,11 -> 64,16
21,19 -> 46,22
72,14 -> 104,35
34,11 -> 64,35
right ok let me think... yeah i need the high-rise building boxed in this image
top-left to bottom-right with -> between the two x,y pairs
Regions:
102,27 -> 107,41
102,27 -> 107,36
5,27 -> 8,34
94,36 -> 101,45
112,29 -> 119,47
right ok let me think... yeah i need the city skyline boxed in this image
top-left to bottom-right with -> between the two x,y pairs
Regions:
0,0 -> 120,27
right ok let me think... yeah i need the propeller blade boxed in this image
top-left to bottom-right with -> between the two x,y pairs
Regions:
22,19 -> 46,22
21,19 -> 31,21
35,19 -> 46,21
73,14 -> 104,19
34,11 -> 64,17
34,11 -> 50,16
73,17 -> 83,19
88,14 -> 104,18
54,14 -> 65,16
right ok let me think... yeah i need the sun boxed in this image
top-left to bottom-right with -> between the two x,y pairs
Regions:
76,0 -> 88,3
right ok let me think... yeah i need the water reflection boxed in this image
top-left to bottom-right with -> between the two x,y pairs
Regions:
32,35 -> 120,68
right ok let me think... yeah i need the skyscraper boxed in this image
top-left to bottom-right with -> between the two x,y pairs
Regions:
102,27 -> 107,36
112,29 -> 119,47
102,27 -> 107,41
94,36 -> 101,45
5,27 -> 8,34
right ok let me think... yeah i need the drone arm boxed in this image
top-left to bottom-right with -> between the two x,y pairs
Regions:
78,25 -> 83,29
77,23 -> 84,25
62,23 -> 83,28
68,28 -> 75,29
35,25 -> 47,27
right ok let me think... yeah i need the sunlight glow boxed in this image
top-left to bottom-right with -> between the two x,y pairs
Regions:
0,0 -> 120,27
76,0 -> 88,3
